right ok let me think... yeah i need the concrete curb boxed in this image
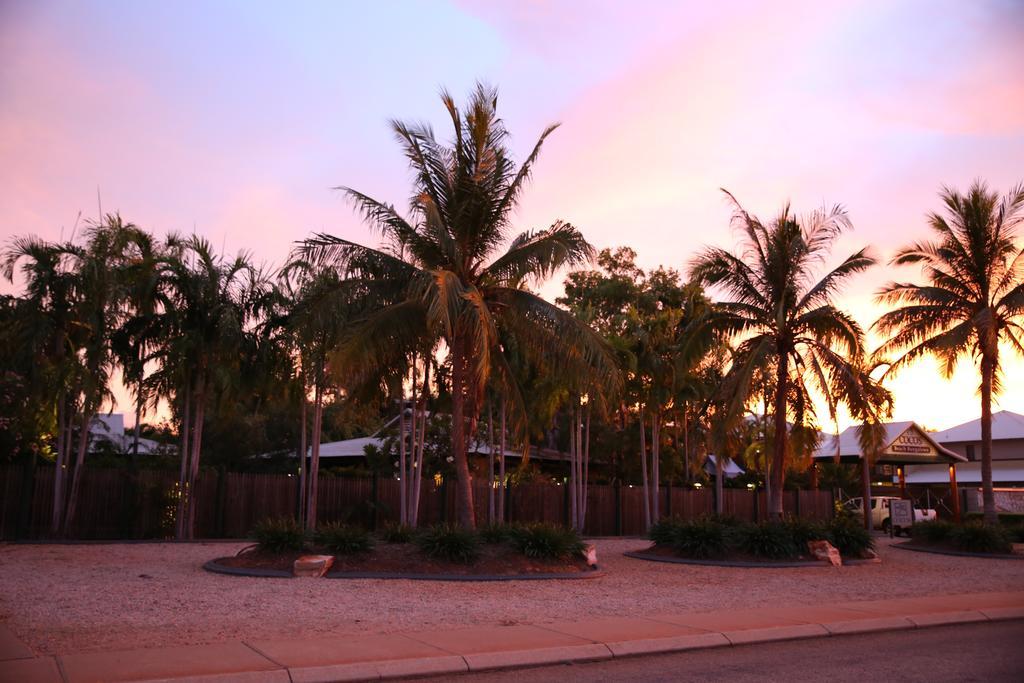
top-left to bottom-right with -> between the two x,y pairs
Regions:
204,557 -> 605,582
624,550 -> 830,568
892,542 -> 1024,560
5,594 -> 1022,683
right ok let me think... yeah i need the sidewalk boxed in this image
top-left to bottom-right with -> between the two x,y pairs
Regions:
3,591 -> 1022,683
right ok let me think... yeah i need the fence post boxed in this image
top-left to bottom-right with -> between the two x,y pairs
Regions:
753,489 -> 759,522
214,469 -> 227,538
17,459 -> 36,540
504,484 -> 511,524
614,480 -> 622,536
665,483 -> 672,519
371,472 -> 379,531
440,478 -> 448,523
794,489 -> 801,518
562,480 -> 569,527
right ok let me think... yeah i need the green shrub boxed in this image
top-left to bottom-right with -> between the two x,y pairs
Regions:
479,522 -> 515,544
380,523 -> 416,544
649,518 -> 685,546
669,518 -> 729,559
252,517 -> 306,553
950,523 -> 1012,554
734,521 -> 800,559
415,524 -> 481,564
510,523 -> 585,560
1005,524 -> 1024,544
784,517 -> 829,548
315,522 -> 374,554
965,512 -> 1024,526
828,515 -> 874,558
911,520 -> 955,543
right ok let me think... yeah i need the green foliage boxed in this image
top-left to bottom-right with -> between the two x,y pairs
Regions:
965,512 -> 1024,526
252,517 -> 306,553
649,517 -> 685,545
784,516 -> 830,548
510,523 -> 585,560
415,524 -> 481,564
380,523 -> 416,544
479,522 -> 515,544
315,522 -> 374,554
950,523 -> 1012,554
734,522 -> 800,559
668,517 -> 729,559
827,515 -> 874,558
911,520 -> 955,543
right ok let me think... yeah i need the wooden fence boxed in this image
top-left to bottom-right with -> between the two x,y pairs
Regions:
0,464 -> 833,540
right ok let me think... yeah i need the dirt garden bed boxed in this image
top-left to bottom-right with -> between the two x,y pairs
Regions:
209,542 -> 600,579
894,540 -> 1024,560
624,543 -> 872,568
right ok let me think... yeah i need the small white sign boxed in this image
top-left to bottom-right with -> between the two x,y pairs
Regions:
890,499 -> 914,527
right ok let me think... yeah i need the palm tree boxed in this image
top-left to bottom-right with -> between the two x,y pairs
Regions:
874,181 -> 1024,526
690,190 -> 878,520
152,235 -> 259,538
301,84 -> 618,528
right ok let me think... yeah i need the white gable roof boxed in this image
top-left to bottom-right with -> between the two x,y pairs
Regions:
933,410 -> 1024,444
812,421 -> 964,462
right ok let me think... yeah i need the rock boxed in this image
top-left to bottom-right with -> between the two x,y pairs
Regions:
581,543 -> 598,568
294,554 -> 334,578
807,540 -> 842,567
862,548 -> 882,563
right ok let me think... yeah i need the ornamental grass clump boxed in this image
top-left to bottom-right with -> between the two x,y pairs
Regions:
479,522 -> 515,544
416,524 -> 481,564
827,515 -> 874,558
734,521 -> 800,560
950,523 -> 1012,554
252,517 -> 306,553
511,523 -> 585,560
649,517 -> 686,546
315,522 -> 374,554
380,523 -> 416,544
669,517 -> 729,559
784,516 -> 830,548
910,520 -> 955,543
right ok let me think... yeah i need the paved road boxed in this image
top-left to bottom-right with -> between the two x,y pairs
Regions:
413,620 -> 1024,682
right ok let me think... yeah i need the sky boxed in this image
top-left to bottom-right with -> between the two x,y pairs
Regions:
2,0 -> 1023,431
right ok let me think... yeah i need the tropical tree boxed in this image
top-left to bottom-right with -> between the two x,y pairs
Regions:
301,84 -> 618,528
874,181 -> 1024,525
690,190 -> 880,520
152,236 -> 262,538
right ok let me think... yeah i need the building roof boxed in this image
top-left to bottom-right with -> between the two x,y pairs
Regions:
703,454 -> 745,478
932,410 -> 1024,444
812,421 -> 965,463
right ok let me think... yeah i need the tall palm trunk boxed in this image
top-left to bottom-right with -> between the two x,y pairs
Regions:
176,378 -> 192,539
62,411 -> 92,535
450,334 -> 476,529
306,377 -> 323,530
132,389 -> 143,460
569,403 -> 578,530
298,388 -> 307,526
980,353 -> 997,525
52,393 -> 68,534
497,397 -> 506,523
770,353 -> 789,520
410,360 -> 430,526
398,389 -> 408,525
861,450 -> 872,531
186,379 -> 206,539
581,403 -> 591,531
487,402 -> 495,524
651,409 -> 661,522
639,405 -> 651,530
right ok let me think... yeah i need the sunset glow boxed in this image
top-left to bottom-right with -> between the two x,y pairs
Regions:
2,0 -> 1023,430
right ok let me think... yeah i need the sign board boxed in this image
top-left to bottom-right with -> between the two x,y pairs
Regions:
890,499 -> 914,528
884,431 -> 936,457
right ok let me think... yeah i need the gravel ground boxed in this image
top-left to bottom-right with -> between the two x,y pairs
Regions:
1,537 -> 1022,656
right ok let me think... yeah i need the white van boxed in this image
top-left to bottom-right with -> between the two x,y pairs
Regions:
844,496 -> 937,535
